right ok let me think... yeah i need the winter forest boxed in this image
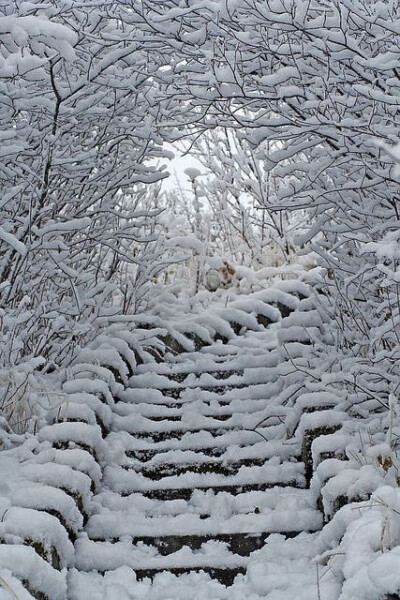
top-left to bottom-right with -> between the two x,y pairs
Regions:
1,0 -> 400,598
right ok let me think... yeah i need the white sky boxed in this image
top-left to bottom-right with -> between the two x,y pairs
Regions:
160,148 -> 205,192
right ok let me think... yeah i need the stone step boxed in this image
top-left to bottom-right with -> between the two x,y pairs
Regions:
87,509 -> 322,549
94,486 -> 316,520
128,367 -> 279,395
144,355 -> 279,379
144,415 -> 182,422
133,565 -> 246,586
112,408 -> 286,443
122,530 -> 305,556
75,536 -> 250,585
113,394 -> 280,421
125,457 -> 268,480
161,370 -> 242,384
119,381 -> 280,407
113,421 -> 286,444
104,460 -> 305,498
113,430 -> 296,461
133,480 -> 304,501
135,350 -> 278,376
129,426 -> 240,443
126,446 -> 227,462
144,413 -> 232,423
157,385 -> 247,399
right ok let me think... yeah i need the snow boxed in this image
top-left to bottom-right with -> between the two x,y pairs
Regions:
0,15 -> 77,60
85,506 -> 321,539
30,447 -> 102,490
69,534 -> 341,600
20,462 -> 93,513
259,67 -> 299,87
103,461 -> 305,495
69,568 -> 230,600
315,486 -> 400,600
320,464 -> 392,518
0,506 -> 74,566
0,227 -> 26,256
8,484 -> 83,532
37,422 -> 106,463
63,379 -> 116,408
49,391 -> 113,430
0,545 -> 67,600
0,570 -> 36,600
167,235 -> 205,253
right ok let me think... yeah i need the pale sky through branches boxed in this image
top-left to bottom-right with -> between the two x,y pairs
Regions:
161,146 -> 205,191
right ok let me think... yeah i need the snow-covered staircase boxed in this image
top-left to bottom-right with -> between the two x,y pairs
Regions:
71,282 -> 325,590
2,277 -> 366,599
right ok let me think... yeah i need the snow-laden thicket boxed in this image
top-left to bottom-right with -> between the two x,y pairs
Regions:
181,128 -> 301,267
0,1 -> 178,430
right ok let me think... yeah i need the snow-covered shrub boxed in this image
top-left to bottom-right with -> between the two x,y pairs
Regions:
317,486 -> 400,600
0,2 -> 176,428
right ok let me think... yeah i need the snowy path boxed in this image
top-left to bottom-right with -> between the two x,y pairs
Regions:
67,281 -> 327,596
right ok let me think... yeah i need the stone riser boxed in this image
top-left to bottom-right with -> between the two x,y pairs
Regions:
130,566 -> 247,586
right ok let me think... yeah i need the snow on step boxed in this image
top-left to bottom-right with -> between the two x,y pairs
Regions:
111,394 -> 278,420
68,568 -> 240,600
0,506 -> 74,568
20,462 -> 93,515
86,507 -> 321,540
111,405 -> 284,438
75,536 -> 251,573
106,434 -> 299,475
70,534 -> 337,600
0,443 -> 94,597
133,351 -> 280,376
107,427 -> 289,455
94,486 -> 316,519
128,365 -> 280,393
37,422 -> 107,464
119,378 -> 282,408
103,460 -> 305,495
8,484 -> 83,537
123,442 -> 298,469
29,446 -> 102,491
